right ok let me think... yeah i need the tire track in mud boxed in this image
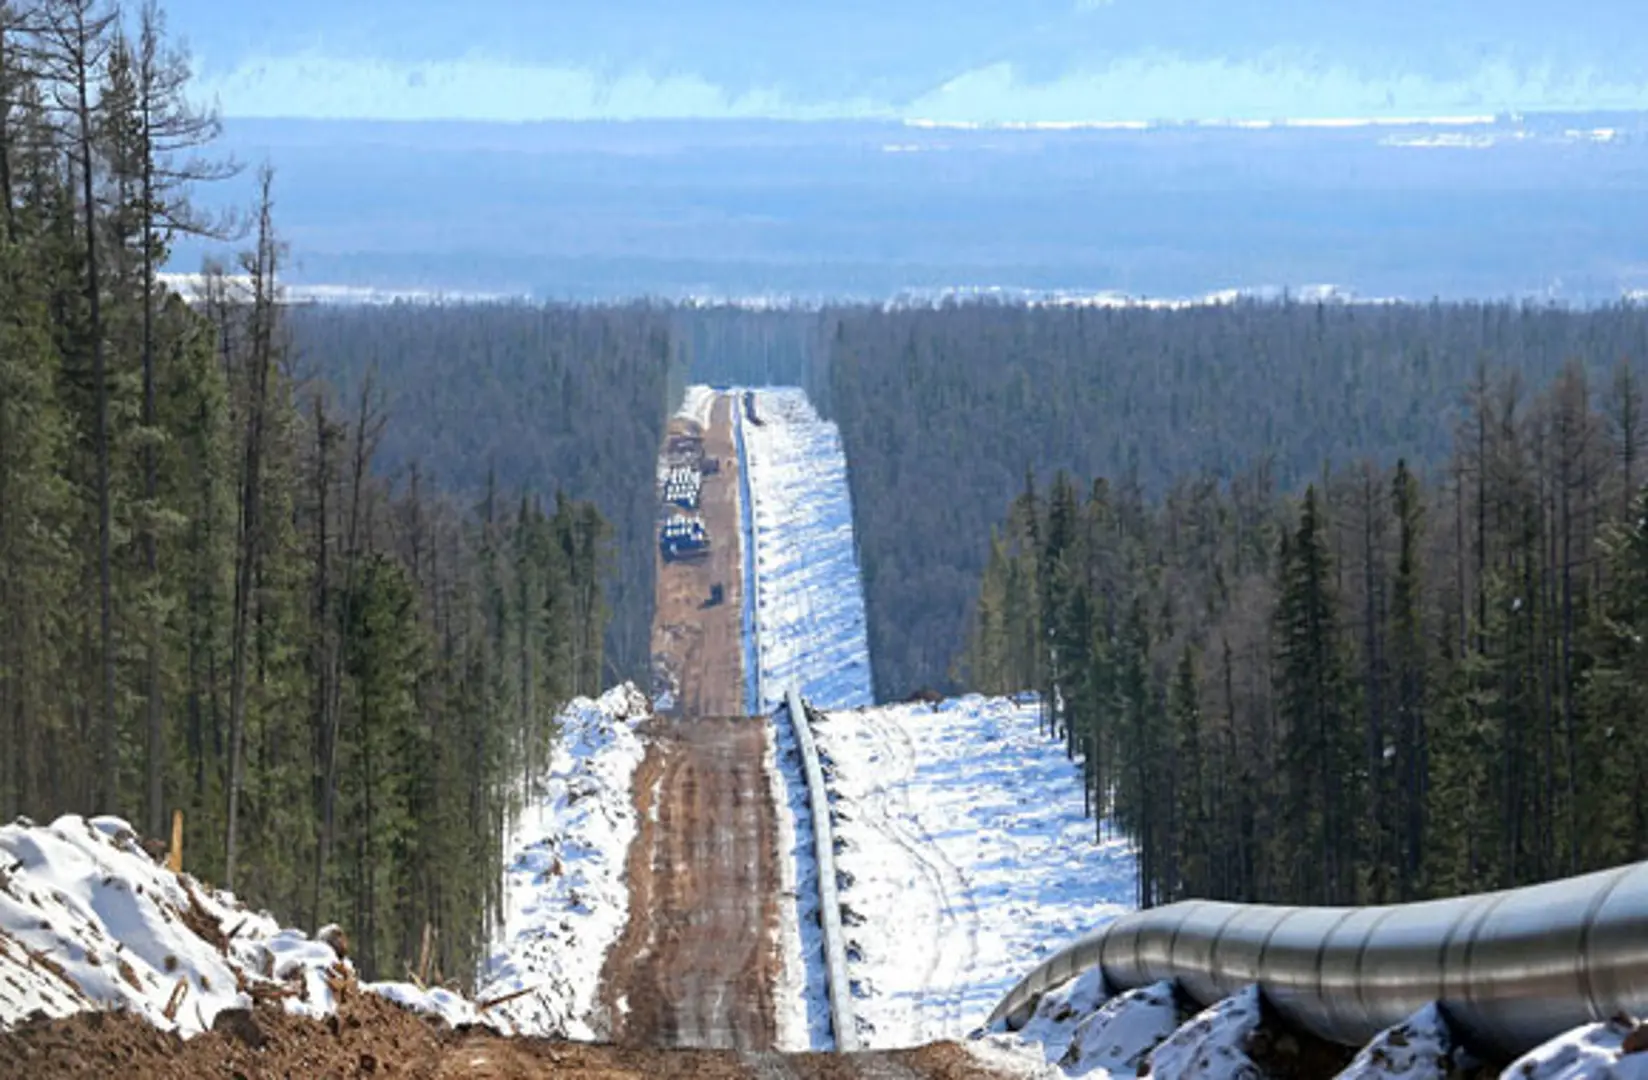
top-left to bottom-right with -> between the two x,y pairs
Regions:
598,719 -> 781,1050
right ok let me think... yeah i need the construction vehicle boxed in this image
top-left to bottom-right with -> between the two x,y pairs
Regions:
660,514 -> 711,562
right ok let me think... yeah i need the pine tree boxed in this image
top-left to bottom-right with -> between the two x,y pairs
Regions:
1273,486 -> 1356,903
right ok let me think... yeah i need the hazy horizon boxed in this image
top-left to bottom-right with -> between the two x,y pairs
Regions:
166,1 -> 1648,124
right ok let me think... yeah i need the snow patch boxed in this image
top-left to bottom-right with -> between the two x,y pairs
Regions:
811,694 -> 1136,1046
476,682 -> 651,1039
1334,1003 -> 1456,1080
675,384 -> 716,430
1055,981 -> 1183,1077
1148,985 -> 1266,1080
1504,1018 -> 1648,1080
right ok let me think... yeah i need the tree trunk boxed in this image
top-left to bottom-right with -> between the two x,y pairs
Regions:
225,169 -> 278,889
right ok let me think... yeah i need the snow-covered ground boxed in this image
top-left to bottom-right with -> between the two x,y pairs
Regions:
477,683 -> 651,1038
0,684 -> 652,1045
675,384 -> 716,430
1336,1004 -> 1456,1080
807,694 -> 1136,1048
977,970 -> 1183,1077
1147,986 -> 1268,1080
1504,1019 -> 1648,1080
730,385 -> 852,1049
741,388 -> 874,713
0,815 -> 475,1037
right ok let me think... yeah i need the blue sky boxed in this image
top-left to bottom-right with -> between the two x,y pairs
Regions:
164,1 -> 1648,122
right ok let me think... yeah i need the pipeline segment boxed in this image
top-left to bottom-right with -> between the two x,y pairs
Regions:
988,861 -> 1648,1061
784,688 -> 858,1052
733,392 -> 761,716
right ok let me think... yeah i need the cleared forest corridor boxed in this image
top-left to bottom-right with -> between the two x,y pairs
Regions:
594,389 -> 1017,1078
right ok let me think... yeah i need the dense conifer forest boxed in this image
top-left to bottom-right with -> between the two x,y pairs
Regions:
820,301 -> 1648,699
285,303 -> 675,683
959,357 -> 1648,906
0,0 -> 617,985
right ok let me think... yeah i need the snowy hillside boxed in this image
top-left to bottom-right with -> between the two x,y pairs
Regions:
477,683 -> 651,1038
0,685 -> 651,1045
807,694 -> 1136,1048
741,388 -> 875,712
0,815 -> 475,1037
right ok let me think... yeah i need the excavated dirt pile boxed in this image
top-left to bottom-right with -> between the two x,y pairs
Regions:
0,993 -> 1018,1078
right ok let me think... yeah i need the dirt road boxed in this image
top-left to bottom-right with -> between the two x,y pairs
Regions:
598,718 -> 780,1049
651,395 -> 747,719
596,390 -> 786,1050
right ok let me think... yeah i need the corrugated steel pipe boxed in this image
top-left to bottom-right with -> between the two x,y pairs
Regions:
988,861 -> 1648,1061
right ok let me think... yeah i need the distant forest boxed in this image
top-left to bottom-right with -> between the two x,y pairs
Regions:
963,357 -> 1648,906
820,301 -> 1648,698
287,304 -> 675,682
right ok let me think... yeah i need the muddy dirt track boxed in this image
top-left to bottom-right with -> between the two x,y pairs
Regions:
597,718 -> 781,1049
598,387 -> 789,1050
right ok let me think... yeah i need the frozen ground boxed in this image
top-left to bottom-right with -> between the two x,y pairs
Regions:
741,387 -> 874,713
0,815 -> 475,1037
807,694 -> 1136,1048
476,683 -> 651,1038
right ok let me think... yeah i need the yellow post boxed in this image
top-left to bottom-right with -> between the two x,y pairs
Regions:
166,809 -> 183,873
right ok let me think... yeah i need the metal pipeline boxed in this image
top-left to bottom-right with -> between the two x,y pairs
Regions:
988,861 -> 1648,1060
784,688 -> 858,1052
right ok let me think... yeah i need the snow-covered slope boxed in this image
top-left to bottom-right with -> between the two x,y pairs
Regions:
477,683 -> 651,1038
741,388 -> 874,713
0,815 -> 475,1036
1505,1019 -> 1648,1080
808,694 -> 1136,1047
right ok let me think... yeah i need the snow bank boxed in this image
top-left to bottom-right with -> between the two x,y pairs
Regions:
809,694 -> 1136,1046
0,814 -> 469,1036
1505,1018 -> 1648,1080
979,969 -> 1183,1077
741,388 -> 874,713
1148,986 -> 1267,1080
476,682 -> 651,1039
1334,1003 -> 1456,1080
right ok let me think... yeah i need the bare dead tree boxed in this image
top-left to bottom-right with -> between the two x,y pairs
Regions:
132,0 -> 238,838
225,164 -> 280,890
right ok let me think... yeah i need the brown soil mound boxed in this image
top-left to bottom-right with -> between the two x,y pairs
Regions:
0,998 -> 1019,1079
